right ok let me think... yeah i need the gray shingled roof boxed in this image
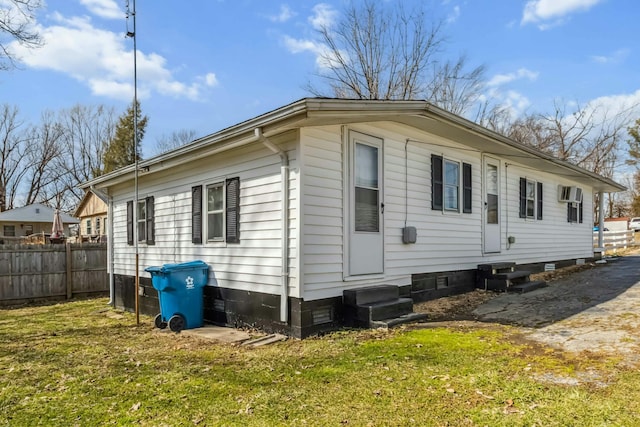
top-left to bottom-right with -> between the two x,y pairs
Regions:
0,204 -> 79,224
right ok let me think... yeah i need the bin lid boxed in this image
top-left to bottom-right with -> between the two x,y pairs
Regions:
144,265 -> 163,273
156,260 -> 209,273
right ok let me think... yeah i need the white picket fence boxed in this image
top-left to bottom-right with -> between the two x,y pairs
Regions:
593,230 -> 638,255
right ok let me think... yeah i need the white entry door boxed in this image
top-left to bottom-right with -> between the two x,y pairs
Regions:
483,156 -> 501,253
349,131 -> 384,276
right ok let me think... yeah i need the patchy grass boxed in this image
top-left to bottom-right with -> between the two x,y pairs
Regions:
1,299 -> 640,426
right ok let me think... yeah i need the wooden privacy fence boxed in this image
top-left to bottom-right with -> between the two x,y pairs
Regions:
0,243 -> 108,305
593,230 -> 638,255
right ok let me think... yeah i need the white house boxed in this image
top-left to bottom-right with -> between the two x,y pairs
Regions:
82,99 -> 624,337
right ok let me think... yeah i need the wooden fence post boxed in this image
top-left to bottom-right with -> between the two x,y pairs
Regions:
66,243 -> 73,299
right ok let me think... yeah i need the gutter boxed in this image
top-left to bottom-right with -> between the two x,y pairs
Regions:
255,127 -> 290,323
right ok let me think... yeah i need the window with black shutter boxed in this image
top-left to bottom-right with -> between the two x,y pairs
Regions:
128,197 -> 155,245
191,178 -> 240,244
431,155 -> 471,214
519,178 -> 543,220
567,202 -> 579,223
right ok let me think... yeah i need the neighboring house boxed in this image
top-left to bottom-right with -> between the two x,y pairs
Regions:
74,190 -> 108,242
0,203 -> 79,241
82,98 -> 625,338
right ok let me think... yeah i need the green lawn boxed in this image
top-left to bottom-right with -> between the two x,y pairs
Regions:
1,298 -> 639,426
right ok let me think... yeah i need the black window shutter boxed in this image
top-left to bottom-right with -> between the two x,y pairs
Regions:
192,185 -> 203,244
225,177 -> 240,243
431,155 -> 443,211
126,201 -> 133,245
519,178 -> 526,218
146,196 -> 155,245
536,182 -> 543,220
462,162 -> 472,213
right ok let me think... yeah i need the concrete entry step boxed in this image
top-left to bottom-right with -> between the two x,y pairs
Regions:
357,297 -> 414,321
343,285 -> 399,307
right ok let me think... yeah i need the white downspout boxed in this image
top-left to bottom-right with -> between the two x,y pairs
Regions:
91,186 -> 115,306
255,128 -> 290,323
598,190 -> 605,253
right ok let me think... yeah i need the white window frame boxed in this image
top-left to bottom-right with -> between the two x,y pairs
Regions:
206,182 -> 225,243
525,179 -> 536,219
95,217 -> 101,235
443,159 -> 460,212
86,219 -> 92,235
137,200 -> 146,242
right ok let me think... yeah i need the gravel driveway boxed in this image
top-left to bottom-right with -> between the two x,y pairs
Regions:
472,250 -> 640,364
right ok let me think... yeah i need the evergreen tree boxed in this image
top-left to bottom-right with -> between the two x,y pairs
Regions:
101,99 -> 148,174
627,118 -> 640,167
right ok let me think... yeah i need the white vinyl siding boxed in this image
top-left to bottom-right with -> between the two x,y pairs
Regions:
109,135 -> 299,297
300,122 -> 594,301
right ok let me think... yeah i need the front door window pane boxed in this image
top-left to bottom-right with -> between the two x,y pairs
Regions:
486,164 -> 498,224
355,144 -> 378,188
355,188 -> 379,232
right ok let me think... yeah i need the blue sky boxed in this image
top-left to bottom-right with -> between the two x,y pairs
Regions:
2,0 -> 639,158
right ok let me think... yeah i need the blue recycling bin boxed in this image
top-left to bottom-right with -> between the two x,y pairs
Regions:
145,260 -> 209,332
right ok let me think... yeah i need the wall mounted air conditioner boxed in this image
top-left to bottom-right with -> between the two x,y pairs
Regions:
557,185 -> 583,203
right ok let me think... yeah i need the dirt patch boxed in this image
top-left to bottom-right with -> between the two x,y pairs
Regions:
414,290 -> 497,321
413,261 -> 611,322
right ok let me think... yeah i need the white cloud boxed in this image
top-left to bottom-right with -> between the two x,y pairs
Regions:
280,4 -> 344,71
522,0 -> 603,28
309,3 -> 337,30
8,12 -> 217,102
283,35 -> 345,70
203,73 -> 219,87
80,0 -> 123,20
583,90 -> 640,122
269,4 -> 295,23
446,6 -> 461,24
591,48 -> 630,65
487,68 -> 539,87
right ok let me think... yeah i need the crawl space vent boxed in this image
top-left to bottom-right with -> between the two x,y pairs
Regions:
312,307 -> 333,325
213,299 -> 225,312
436,276 -> 449,289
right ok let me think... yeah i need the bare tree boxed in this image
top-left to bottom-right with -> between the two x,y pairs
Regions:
508,100 -> 634,178
307,0 -> 485,113
0,104 -> 30,210
22,110 -> 64,207
55,104 -> 116,205
426,55 -> 486,116
154,129 -> 197,155
0,0 -> 43,70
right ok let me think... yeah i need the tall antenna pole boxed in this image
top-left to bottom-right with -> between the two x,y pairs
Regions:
126,0 -> 140,325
